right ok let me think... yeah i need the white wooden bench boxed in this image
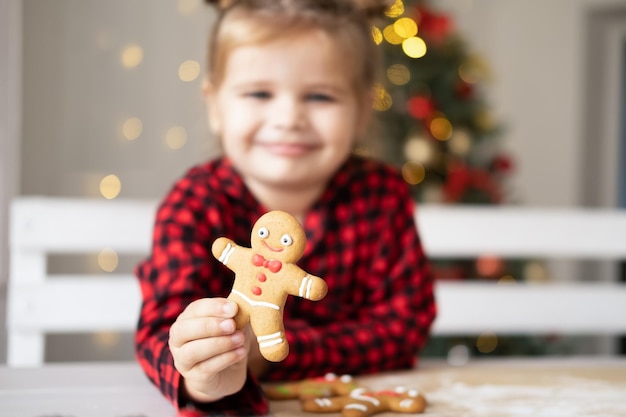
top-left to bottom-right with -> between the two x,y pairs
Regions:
7,197 -> 626,366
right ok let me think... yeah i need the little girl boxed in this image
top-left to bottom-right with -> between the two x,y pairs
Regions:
135,0 -> 436,415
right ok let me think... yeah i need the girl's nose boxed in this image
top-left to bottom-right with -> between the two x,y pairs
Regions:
272,96 -> 306,130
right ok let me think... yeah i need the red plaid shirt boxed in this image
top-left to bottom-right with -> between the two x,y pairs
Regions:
135,156 -> 436,416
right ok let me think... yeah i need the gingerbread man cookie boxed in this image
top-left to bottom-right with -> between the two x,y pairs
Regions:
302,386 -> 426,417
264,373 -> 360,401
212,210 -> 328,362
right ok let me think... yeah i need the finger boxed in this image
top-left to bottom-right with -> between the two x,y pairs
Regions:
178,298 -> 238,320
169,316 -> 236,348
192,345 -> 248,377
172,331 -> 245,373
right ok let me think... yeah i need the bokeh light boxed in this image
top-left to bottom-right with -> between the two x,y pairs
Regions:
122,117 -> 143,141
98,248 -> 119,272
404,136 -> 433,165
372,26 -> 383,45
120,44 -> 143,68
165,126 -> 188,150
448,129 -> 472,155
402,37 -> 427,58
476,254 -> 504,278
401,162 -> 426,185
447,344 -> 470,366
385,0 -> 405,18
177,0 -> 199,15
383,24 -> 404,45
430,116 -> 453,140
178,60 -> 201,82
524,261 -> 549,282
387,64 -> 411,86
476,333 -> 498,354
372,83 -> 393,111
394,17 -> 418,39
99,174 -> 121,199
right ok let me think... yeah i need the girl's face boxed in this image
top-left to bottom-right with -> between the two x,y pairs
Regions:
206,29 -> 370,194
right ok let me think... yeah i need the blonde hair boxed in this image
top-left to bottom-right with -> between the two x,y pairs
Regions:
205,0 -> 390,98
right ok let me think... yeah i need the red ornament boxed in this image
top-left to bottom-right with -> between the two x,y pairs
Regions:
443,161 -> 471,203
492,154 -> 514,174
415,6 -> 453,44
455,80 -> 474,99
407,96 -> 434,120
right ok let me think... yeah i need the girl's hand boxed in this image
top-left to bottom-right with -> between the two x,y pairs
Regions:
168,298 -> 248,403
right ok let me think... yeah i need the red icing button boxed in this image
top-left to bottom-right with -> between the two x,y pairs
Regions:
257,272 -> 267,282
252,286 -> 262,296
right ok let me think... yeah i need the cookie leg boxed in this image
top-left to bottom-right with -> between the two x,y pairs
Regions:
251,309 -> 288,362
227,294 -> 250,330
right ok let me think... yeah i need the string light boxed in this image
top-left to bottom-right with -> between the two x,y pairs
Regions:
99,174 -> 121,199
393,17 -> 418,39
498,275 -> 517,284
383,24 -> 404,45
447,344 -> 470,366
372,83 -> 392,111
120,44 -> 143,69
448,129 -> 472,155
402,36 -> 427,58
476,332 -> 498,354
165,126 -> 188,150
371,26 -> 383,45
122,117 -> 143,141
524,261 -> 549,282
93,332 -> 121,348
177,0 -> 199,15
430,116 -> 453,140
387,63 -> 411,86
404,136 -> 433,165
401,162 -> 426,185
385,0 -> 405,18
178,60 -> 201,82
98,248 -> 119,272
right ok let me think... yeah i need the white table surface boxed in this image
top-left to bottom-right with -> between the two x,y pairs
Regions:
1,358 -> 626,417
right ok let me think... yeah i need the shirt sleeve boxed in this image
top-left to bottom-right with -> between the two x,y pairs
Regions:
266,181 -> 437,381
134,179 -> 269,416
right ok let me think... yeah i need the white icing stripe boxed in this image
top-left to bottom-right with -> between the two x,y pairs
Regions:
306,278 -> 313,298
314,398 -> 332,407
350,389 -> 380,406
257,331 -> 282,341
231,289 -> 280,310
218,243 -> 235,264
344,404 -> 368,412
258,331 -> 283,348
399,399 -> 414,408
299,276 -> 310,297
259,337 -> 283,348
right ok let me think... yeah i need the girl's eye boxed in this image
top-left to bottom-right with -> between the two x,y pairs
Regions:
280,234 -> 293,246
258,227 -> 269,239
247,91 -> 272,100
307,93 -> 334,102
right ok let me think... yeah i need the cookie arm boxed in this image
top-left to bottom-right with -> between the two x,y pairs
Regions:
212,237 -> 246,271
286,266 -> 327,301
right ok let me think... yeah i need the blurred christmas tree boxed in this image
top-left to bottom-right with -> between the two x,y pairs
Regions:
366,0 -> 559,358
368,0 -> 514,205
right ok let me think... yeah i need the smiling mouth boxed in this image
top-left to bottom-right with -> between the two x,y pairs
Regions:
259,142 -> 319,157
263,241 -> 283,252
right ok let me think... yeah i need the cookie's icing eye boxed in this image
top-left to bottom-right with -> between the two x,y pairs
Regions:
280,234 -> 293,246
258,227 -> 269,239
